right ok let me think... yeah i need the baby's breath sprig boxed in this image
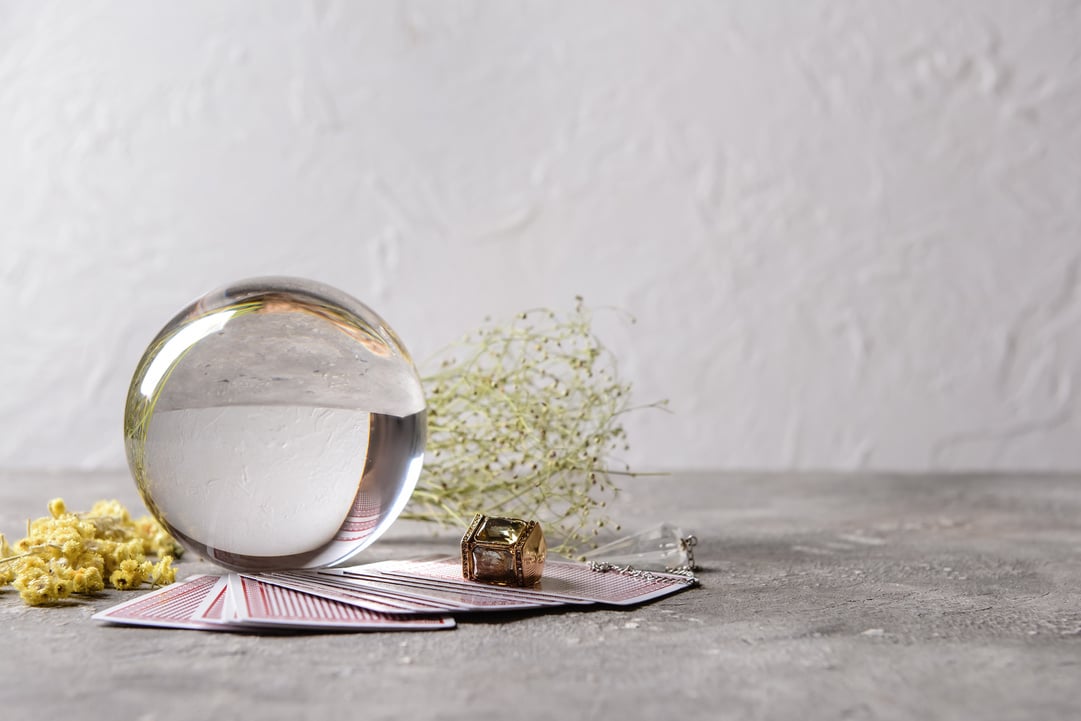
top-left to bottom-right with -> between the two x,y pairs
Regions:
0,498 -> 182,606
405,298 -> 665,556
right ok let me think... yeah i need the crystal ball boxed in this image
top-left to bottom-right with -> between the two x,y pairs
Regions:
123,277 -> 426,571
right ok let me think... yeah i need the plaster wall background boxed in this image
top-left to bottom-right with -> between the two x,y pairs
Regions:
1,1 -> 1079,472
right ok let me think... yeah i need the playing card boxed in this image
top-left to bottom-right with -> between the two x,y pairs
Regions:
371,557 -> 695,606
190,575 -> 234,624
229,575 -> 455,631
92,575 -> 226,630
252,571 -> 463,614
311,567 -> 576,611
323,557 -> 578,604
93,554 -> 692,634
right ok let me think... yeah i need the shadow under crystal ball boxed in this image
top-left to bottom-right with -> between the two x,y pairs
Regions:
123,277 -> 426,571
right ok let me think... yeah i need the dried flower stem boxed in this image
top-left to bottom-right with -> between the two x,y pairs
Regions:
404,298 -> 665,556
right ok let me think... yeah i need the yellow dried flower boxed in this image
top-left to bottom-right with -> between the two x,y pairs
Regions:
48,498 -> 67,518
50,560 -> 74,581
16,556 -> 48,575
109,559 -> 146,590
72,567 -> 104,594
61,539 -> 83,559
75,551 -> 104,575
133,515 -> 184,558
1,497 -> 181,606
52,576 -> 73,600
12,561 -> 73,605
88,499 -> 131,524
115,539 -> 145,564
13,568 -> 55,605
150,556 -> 177,586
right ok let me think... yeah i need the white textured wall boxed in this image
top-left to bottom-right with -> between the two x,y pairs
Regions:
1,1 -> 1080,472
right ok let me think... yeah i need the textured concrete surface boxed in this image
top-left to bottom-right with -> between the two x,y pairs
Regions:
2,470 -> 1079,720
3,2 -> 1081,472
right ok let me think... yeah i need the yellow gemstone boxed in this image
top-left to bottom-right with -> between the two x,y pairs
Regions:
476,517 -> 526,544
472,547 -> 514,579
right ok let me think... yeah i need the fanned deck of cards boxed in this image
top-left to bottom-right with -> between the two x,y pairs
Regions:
92,556 -> 696,633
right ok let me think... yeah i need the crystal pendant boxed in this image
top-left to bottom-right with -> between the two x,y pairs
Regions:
581,523 -> 697,571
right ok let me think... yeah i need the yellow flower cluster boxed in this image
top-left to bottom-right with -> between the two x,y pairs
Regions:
0,498 -> 183,606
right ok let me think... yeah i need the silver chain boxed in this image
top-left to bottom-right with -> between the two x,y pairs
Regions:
587,534 -> 701,585
588,561 -> 699,585
678,535 -> 698,573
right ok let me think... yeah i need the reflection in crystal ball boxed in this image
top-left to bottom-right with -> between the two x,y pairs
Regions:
124,277 -> 426,571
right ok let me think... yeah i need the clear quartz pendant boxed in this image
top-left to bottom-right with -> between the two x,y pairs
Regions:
581,523 -> 697,572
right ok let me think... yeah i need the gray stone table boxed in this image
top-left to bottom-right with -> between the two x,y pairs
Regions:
1,470 -> 1079,720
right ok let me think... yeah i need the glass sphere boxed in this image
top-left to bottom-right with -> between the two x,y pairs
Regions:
124,277 -> 426,571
